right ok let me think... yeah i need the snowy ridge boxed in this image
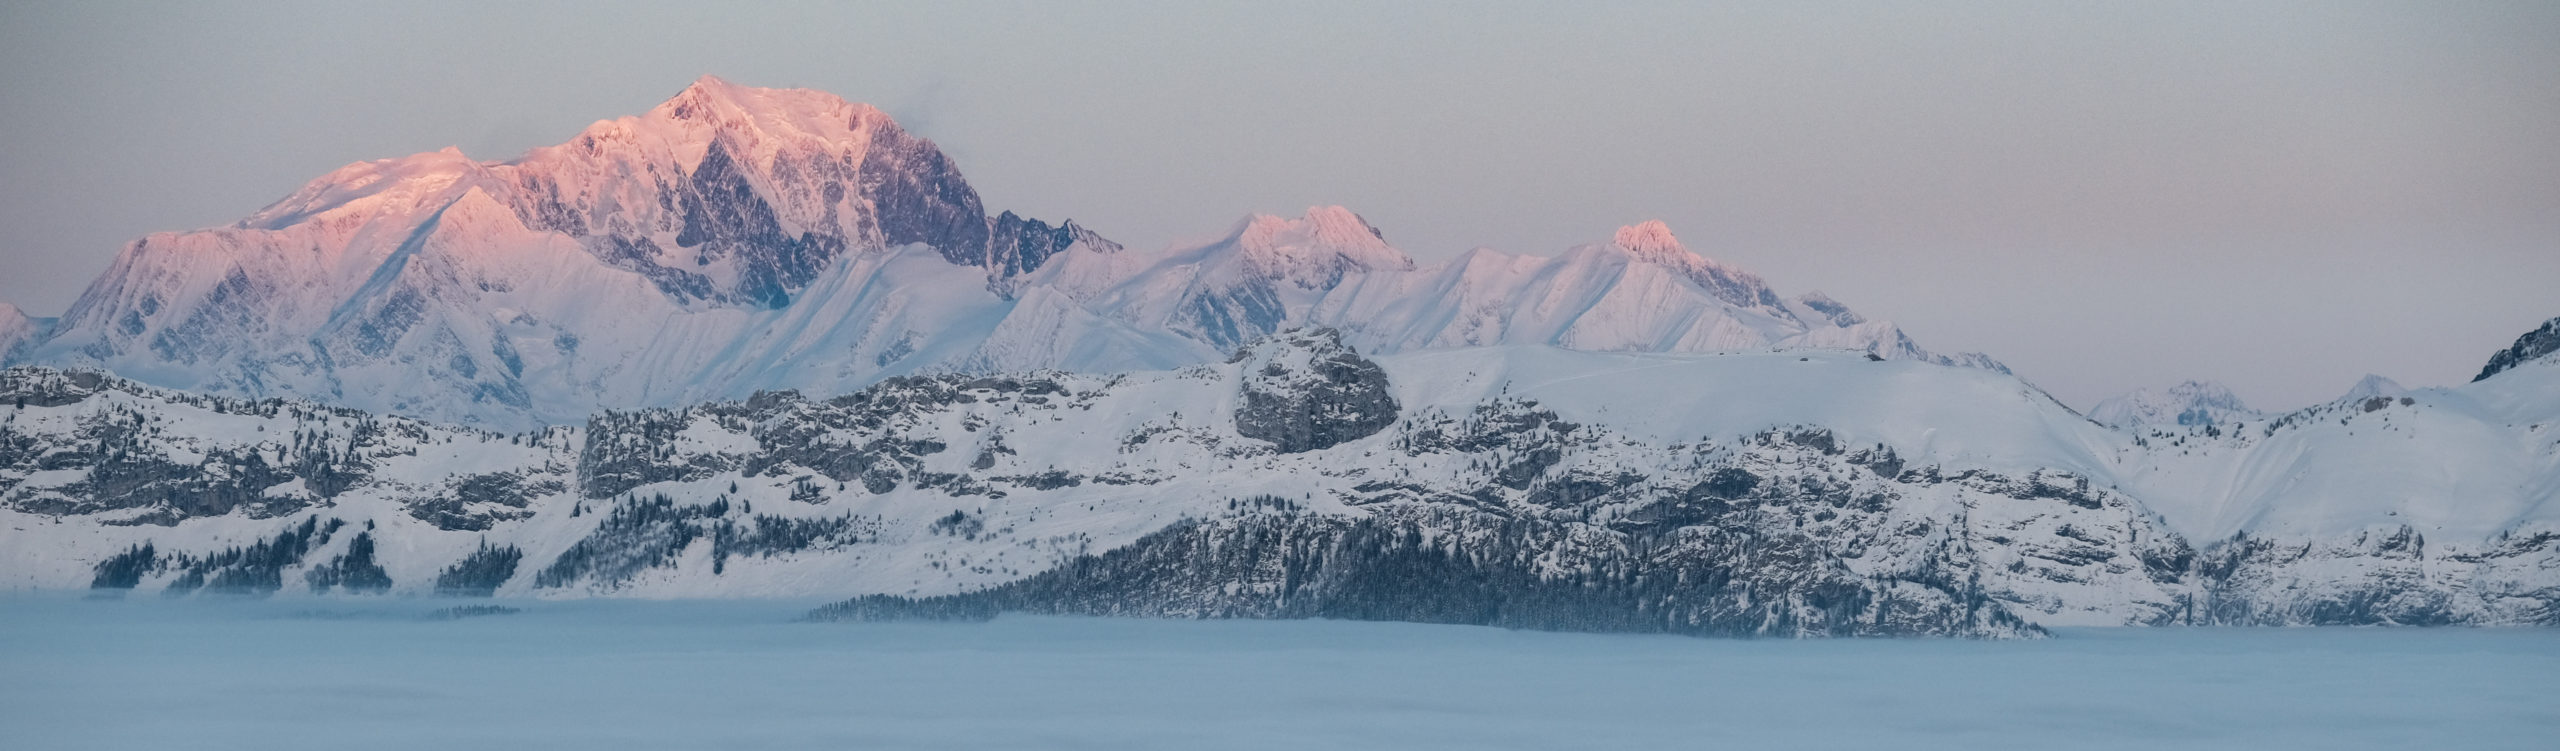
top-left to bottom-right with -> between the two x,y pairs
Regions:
2475,316 -> 2560,382
7,78 -> 1997,430
2088,380 -> 2259,428
7,327 -> 2556,634
0,303 -> 41,363
1061,208 -> 2007,370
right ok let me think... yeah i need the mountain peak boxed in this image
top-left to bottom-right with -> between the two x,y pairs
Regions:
2340,374 -> 2407,402
2474,316 -> 2560,382
683,73 -> 735,95
2089,380 -> 2257,429
1613,220 -> 1688,260
664,73 -> 797,110
1229,206 -> 1415,276
0,302 -> 41,362
643,75 -> 879,147
1590,219 -> 1789,318
1242,206 -> 1389,247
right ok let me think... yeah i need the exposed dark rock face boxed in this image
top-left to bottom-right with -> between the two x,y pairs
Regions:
579,410 -> 742,499
2463,530 -> 2560,626
2180,526 -> 2524,626
1232,329 -> 1399,453
0,368 -> 115,407
574,375 -> 1086,503
672,140 -> 846,308
409,471 -> 559,531
862,120 -> 993,268
2475,316 -> 2560,382
0,370 -> 383,524
987,211 -> 1119,281
538,104 -> 1102,307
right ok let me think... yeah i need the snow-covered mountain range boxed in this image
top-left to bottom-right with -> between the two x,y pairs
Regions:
5,321 -> 2556,636
1,76 -> 2551,639
0,77 -> 1993,431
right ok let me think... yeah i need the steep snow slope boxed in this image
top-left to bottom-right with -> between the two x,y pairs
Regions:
2088,381 -> 2259,428
8,329 -> 2554,632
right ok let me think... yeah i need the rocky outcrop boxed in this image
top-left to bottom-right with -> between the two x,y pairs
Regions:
987,211 -> 1119,283
1,368 -> 567,526
2474,316 -> 2560,382
1231,328 -> 1398,453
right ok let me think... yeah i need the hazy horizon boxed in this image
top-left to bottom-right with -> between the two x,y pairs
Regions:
2,1 -> 2554,410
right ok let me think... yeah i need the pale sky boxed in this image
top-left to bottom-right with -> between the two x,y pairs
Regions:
2,1 -> 2554,410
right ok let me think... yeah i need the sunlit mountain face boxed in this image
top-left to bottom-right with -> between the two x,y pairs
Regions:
5,77 -> 1994,431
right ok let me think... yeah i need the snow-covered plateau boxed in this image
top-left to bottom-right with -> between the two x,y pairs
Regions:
0,78 -> 2552,638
